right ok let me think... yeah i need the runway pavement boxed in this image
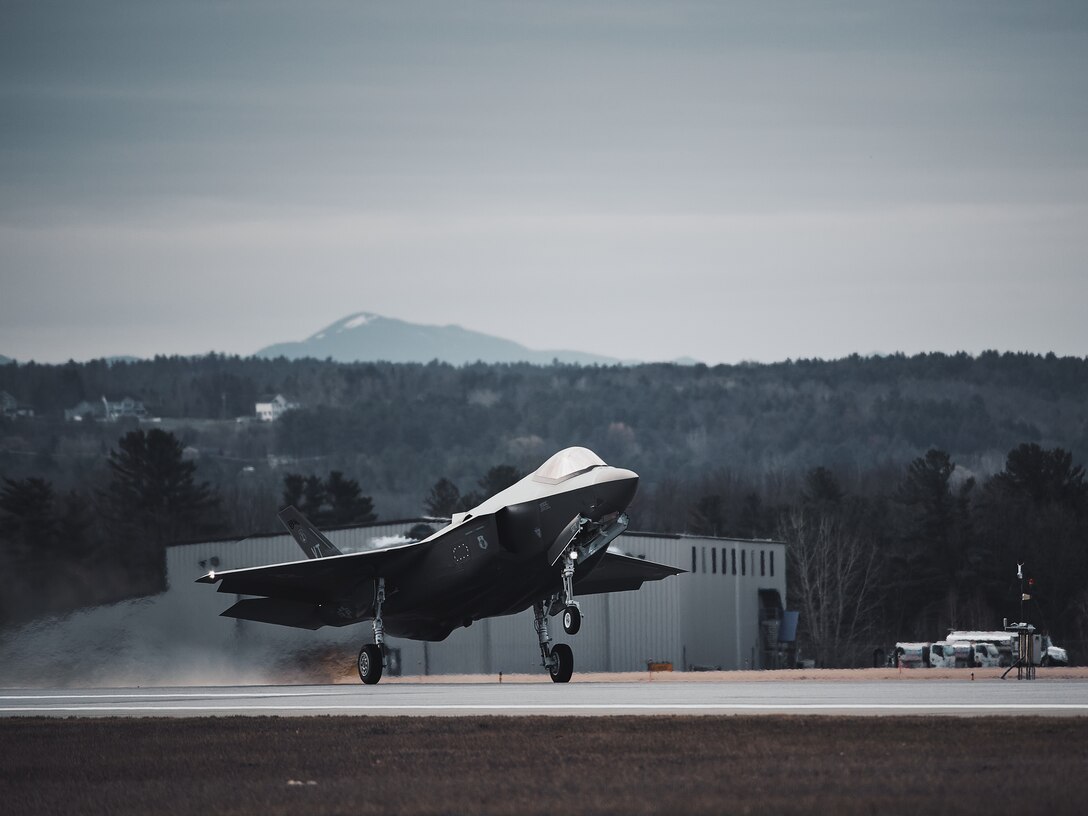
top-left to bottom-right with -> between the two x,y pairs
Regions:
4,678 -> 1088,717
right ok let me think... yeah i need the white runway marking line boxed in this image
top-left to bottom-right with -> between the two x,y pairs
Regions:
0,691 -> 347,701
5,703 -> 1088,713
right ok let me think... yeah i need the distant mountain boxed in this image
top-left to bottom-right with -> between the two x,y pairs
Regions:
255,313 -> 625,366
0,355 -> 12,365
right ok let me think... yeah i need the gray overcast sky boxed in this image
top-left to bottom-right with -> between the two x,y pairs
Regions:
2,1 -> 1086,364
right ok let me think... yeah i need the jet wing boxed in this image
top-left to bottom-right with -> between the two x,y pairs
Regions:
574,551 -> 685,596
195,539 -> 427,604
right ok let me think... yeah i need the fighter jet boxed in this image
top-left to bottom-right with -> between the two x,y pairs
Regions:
197,447 -> 683,683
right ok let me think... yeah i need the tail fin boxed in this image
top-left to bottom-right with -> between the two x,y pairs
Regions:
278,506 -> 343,559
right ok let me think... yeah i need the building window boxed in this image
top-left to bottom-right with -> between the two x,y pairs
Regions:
702,547 -> 706,573
721,548 -> 727,577
741,550 -> 746,576
731,548 -> 736,575
691,546 -> 697,573
770,550 -> 775,577
711,547 -> 717,574
759,550 -> 764,576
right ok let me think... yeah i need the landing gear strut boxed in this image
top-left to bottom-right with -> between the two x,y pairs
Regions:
559,549 -> 582,635
358,578 -> 386,685
534,600 -> 573,683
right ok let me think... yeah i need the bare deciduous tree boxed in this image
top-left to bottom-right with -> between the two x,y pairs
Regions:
779,507 -> 879,667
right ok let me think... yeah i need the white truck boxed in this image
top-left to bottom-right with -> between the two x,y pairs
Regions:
895,639 -> 1006,669
894,642 -> 931,668
945,630 -> 1069,667
894,641 -> 956,668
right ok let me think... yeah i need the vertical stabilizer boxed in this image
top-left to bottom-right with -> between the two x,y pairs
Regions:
278,506 -> 343,559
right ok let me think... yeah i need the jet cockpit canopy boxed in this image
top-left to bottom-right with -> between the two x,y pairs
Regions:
532,446 -> 607,485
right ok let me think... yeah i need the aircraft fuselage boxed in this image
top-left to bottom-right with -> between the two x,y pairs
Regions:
372,464 -> 639,640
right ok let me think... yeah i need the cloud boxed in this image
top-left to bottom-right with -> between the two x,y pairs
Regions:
2,1 -> 1087,364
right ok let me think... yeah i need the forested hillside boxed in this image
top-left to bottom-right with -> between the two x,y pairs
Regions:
2,352 -> 1087,664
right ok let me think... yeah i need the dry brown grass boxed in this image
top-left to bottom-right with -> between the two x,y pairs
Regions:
3,716 -> 1087,815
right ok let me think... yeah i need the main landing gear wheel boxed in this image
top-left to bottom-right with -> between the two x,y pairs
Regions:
358,643 -> 384,685
549,643 -> 574,683
562,605 -> 581,635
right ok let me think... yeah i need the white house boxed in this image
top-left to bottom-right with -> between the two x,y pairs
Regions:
255,394 -> 300,422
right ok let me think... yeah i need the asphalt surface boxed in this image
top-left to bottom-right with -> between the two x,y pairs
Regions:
4,678 -> 1088,717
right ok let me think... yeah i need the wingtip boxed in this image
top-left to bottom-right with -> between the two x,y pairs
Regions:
195,572 -> 219,584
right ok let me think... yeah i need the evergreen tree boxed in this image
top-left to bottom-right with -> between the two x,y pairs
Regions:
283,471 -> 376,525
424,478 -> 462,517
0,477 -> 59,570
325,471 -> 377,525
98,429 -> 220,592
976,445 -> 1088,640
803,467 -> 844,508
891,449 -> 981,634
302,474 -> 327,520
282,473 -> 305,509
990,443 -> 1087,511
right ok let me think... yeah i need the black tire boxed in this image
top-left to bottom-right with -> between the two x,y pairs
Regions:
562,606 -> 581,635
358,643 -> 384,685
549,643 -> 574,683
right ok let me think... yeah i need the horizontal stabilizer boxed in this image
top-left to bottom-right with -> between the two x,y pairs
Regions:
574,551 -> 685,596
278,505 -> 342,559
221,597 -> 324,630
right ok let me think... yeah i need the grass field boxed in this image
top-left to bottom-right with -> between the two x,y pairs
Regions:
3,715 -> 1087,815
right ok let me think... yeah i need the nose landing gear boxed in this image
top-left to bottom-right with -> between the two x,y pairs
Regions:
558,548 -> 583,635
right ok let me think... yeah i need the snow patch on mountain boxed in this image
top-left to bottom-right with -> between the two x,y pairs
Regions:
341,314 -> 376,331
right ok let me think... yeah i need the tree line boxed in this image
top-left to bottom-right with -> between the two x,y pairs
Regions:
2,353 -> 1088,663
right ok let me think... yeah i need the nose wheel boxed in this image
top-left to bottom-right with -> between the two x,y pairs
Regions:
561,605 -> 581,635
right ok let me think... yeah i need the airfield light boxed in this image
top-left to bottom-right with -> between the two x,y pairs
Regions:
569,551 -> 578,561
209,570 -> 215,580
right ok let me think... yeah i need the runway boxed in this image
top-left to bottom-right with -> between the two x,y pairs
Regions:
4,678 -> 1088,717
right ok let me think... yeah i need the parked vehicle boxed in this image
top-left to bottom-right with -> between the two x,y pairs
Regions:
964,642 -> 1001,668
895,638 -> 1028,669
1042,638 -> 1069,667
945,630 -> 1069,667
894,642 -> 959,668
894,642 -> 931,668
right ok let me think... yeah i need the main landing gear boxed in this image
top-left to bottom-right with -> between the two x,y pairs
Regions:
358,578 -> 386,685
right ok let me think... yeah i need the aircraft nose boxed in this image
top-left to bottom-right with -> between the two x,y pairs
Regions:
593,466 -> 639,512
593,466 -> 639,485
